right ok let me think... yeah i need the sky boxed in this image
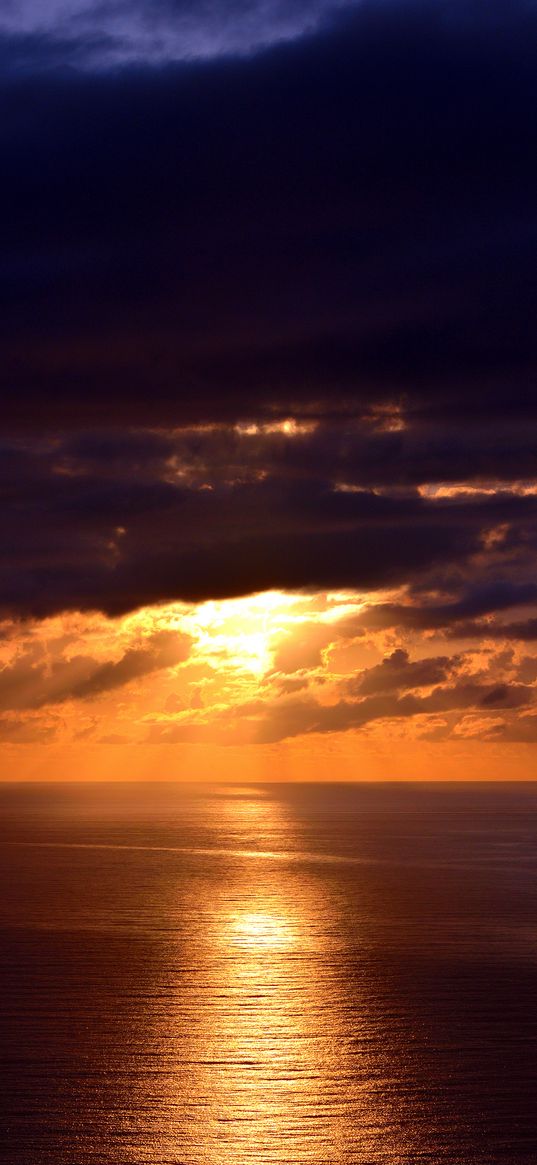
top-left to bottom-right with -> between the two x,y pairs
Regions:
1,0 -> 537,781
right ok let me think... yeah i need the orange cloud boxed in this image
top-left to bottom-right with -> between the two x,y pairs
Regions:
0,588 -> 535,779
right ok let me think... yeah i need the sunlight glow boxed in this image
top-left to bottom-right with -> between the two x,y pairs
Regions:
235,418 -> 317,438
180,590 -> 319,676
0,588 -> 379,767
230,910 -> 295,950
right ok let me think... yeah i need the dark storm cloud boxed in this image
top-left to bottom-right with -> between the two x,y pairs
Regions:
1,421 -> 537,618
446,618 -> 537,642
51,421 -> 537,494
1,1 -> 537,622
358,582 -> 537,634
1,0 -> 536,430
2,439 -> 537,615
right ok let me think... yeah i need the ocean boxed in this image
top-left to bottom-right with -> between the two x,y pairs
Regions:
1,781 -> 536,1164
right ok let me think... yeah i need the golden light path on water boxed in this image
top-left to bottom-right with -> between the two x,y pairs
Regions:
146,791 -> 404,1165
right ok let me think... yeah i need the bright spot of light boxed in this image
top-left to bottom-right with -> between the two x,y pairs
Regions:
230,910 -> 295,951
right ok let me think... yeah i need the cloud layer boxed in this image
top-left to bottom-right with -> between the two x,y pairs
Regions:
1,423 -> 536,623
2,595 -> 536,751
1,1 -> 536,756
0,0 -> 350,68
2,1 -> 536,427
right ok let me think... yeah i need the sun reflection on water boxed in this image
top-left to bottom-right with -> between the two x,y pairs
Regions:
149,789 -> 400,1164
169,791 -> 345,1164
229,909 -> 296,950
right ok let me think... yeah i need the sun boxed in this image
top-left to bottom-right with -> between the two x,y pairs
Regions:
181,590 -> 301,676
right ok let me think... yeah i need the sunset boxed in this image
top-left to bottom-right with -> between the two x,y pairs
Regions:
3,582 -> 537,782
1,0 -> 537,1161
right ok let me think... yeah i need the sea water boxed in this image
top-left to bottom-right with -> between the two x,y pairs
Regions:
1,781 -> 536,1163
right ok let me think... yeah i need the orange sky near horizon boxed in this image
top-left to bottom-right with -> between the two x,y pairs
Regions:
1,588 -> 536,782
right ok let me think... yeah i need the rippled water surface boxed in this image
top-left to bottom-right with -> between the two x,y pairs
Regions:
1,781 -> 537,1163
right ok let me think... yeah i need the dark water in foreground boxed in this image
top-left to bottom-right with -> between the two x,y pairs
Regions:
1,781 -> 536,1164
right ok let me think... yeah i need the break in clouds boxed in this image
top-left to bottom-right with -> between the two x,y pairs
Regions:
1,0 -> 537,748
0,0 -> 353,67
